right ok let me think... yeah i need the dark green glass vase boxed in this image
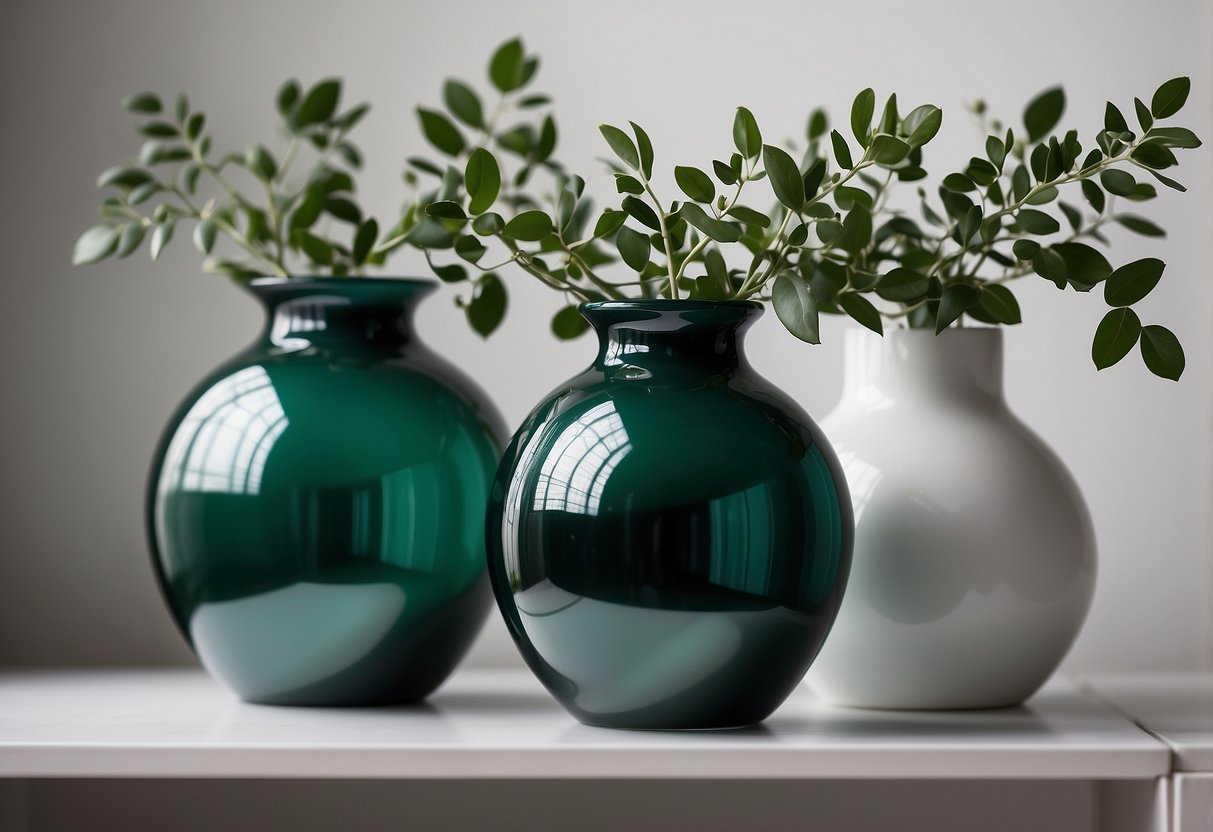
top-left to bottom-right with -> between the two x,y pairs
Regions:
486,300 -> 853,729
148,278 -> 505,706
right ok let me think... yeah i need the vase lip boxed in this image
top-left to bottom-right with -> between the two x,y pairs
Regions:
848,325 -> 1004,344
582,299 -> 762,313
243,276 -> 437,305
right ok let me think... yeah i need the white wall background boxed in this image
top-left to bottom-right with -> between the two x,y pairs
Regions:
0,0 -> 1209,676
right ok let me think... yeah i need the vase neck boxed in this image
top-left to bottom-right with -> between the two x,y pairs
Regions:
840,328 -> 1005,406
244,278 -> 435,353
582,301 -> 762,381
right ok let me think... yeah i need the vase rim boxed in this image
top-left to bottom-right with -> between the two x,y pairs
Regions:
847,326 -> 1004,343
247,276 -> 436,290
582,299 -> 762,312
243,276 -> 437,307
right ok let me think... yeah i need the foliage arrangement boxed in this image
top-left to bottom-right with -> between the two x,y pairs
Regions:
401,38 -> 564,336
73,79 -> 408,278
423,75 -> 1199,379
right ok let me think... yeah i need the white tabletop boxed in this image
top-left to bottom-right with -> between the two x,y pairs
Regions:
0,668 -> 1166,780
1085,673 -> 1213,772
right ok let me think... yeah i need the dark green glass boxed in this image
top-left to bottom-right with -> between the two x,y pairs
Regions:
486,300 -> 853,730
148,278 -> 505,706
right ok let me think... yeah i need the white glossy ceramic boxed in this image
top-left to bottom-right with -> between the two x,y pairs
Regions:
807,328 -> 1096,710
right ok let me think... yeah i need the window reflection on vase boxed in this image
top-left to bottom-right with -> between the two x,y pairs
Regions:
488,300 -> 853,730
149,278 -> 505,706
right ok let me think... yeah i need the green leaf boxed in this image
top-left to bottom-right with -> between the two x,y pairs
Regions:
1135,97 -> 1154,132
1116,214 -> 1165,237
1145,168 -> 1186,192
122,92 -> 161,114
713,159 -> 737,185
138,121 -> 179,138
985,135 -> 1006,169
1104,102 -> 1128,133
150,220 -> 175,260
630,121 -> 654,179
733,106 -> 762,158
417,108 -> 466,156
293,79 -> 341,127
837,206 -> 873,254
1092,307 -> 1142,370
838,292 -> 882,334
1024,86 -> 1065,143
115,222 -> 146,258
1012,239 -> 1040,261
1081,179 -> 1106,213
246,144 -> 277,181
1033,247 -> 1068,288
1140,324 -> 1184,380
807,108 -> 828,140
616,225 -> 651,271
1054,242 -> 1112,288
471,212 -> 504,236
1100,168 -> 1136,196
1150,77 -> 1190,119
467,273 -> 507,337
1145,127 -> 1202,149
192,220 -> 217,255
431,263 -> 467,283
674,165 -> 715,203
935,283 -> 981,332
1017,209 -> 1060,235
276,80 -> 300,117
1105,258 -> 1164,307
443,79 -> 484,128
502,210 -> 553,241
621,196 -> 660,231
537,116 -> 557,162
978,284 -> 1022,324
72,225 -> 119,265
903,104 -> 942,148
875,268 -> 930,302
96,166 -> 153,190
772,274 -> 820,344
353,218 -> 378,264
551,305 -> 589,339
599,124 -> 639,170
455,234 -> 486,263
762,145 -> 805,211
726,205 -> 770,228
871,135 -> 911,165
185,112 -> 205,141
850,88 -> 875,147
830,130 -> 853,169
1131,141 -> 1177,170
679,203 -> 741,243
465,148 -> 501,215
296,231 -> 332,265
942,173 -> 976,192
426,200 -> 467,220
488,39 -> 526,93
593,209 -> 627,238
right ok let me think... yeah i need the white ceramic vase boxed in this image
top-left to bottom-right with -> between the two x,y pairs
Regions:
807,328 -> 1096,709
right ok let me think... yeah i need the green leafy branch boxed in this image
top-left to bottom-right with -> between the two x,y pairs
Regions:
791,78 -> 1199,380
73,79 -> 402,278
421,96 -> 941,344
402,38 -> 577,337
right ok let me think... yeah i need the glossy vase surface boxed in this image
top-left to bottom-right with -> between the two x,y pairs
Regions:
149,278 -> 505,705
487,301 -> 853,730
807,329 -> 1095,709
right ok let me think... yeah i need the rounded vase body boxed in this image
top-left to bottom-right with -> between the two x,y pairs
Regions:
807,329 -> 1095,709
149,278 -> 506,705
487,301 -> 853,730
